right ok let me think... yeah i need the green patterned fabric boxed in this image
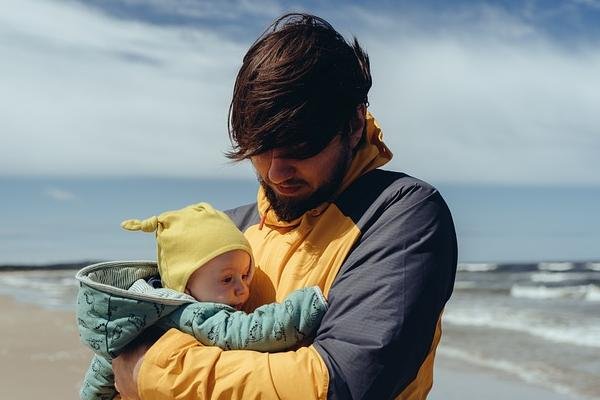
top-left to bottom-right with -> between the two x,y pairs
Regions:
76,261 -> 327,400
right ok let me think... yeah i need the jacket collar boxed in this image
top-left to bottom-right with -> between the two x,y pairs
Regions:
256,112 -> 393,229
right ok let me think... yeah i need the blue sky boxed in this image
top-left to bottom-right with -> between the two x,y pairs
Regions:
2,0 -> 600,185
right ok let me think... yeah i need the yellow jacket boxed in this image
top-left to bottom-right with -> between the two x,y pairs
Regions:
137,114 -> 458,399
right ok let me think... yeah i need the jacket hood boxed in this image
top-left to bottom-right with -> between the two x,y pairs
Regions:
256,112 -> 393,228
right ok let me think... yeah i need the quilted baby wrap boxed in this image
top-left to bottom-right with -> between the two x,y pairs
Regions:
76,260 -> 328,399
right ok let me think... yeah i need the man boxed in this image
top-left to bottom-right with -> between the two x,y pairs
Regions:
114,13 -> 457,400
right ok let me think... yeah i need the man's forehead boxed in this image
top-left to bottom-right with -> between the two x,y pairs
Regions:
254,134 -> 339,160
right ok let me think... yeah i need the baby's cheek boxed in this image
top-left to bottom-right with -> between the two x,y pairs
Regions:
214,291 -> 234,304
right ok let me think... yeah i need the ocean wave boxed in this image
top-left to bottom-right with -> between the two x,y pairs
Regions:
0,271 -> 78,309
443,307 -> 600,348
458,263 -> 498,272
457,261 -> 600,274
511,284 -> 600,301
0,275 -> 77,291
586,285 -> 600,302
530,272 -> 592,283
539,262 -> 575,272
586,262 -> 600,272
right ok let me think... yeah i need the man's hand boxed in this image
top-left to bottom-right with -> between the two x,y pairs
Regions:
113,327 -> 165,400
113,340 -> 147,400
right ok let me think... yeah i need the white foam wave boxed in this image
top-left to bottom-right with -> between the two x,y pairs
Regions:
511,284 -> 600,301
458,263 -> 498,272
438,346 -> 576,397
444,307 -> 600,348
512,284 -> 579,299
539,262 -> 574,271
586,285 -> 600,302
586,262 -> 600,272
0,275 -> 77,290
0,271 -> 78,309
530,272 -> 590,283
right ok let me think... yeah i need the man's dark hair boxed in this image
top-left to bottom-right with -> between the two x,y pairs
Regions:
227,13 -> 372,160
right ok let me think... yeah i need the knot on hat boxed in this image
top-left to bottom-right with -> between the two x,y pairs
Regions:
121,216 -> 159,232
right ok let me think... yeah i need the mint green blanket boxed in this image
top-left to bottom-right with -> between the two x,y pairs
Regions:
76,261 -> 327,400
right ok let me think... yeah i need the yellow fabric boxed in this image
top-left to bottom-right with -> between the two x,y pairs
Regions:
244,205 -> 361,306
395,316 -> 443,400
121,202 -> 253,293
139,329 -> 329,400
137,113 -> 440,399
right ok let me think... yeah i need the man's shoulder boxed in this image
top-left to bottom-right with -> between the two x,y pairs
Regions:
335,169 -> 442,225
224,203 -> 260,232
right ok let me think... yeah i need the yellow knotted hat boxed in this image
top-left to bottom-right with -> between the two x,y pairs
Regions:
121,202 -> 254,293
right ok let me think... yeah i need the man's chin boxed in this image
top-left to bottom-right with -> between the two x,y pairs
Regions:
264,183 -> 311,204
263,186 -> 313,221
272,184 -> 309,198
272,191 -> 311,204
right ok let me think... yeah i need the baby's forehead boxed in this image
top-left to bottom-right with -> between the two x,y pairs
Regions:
202,258 -> 251,273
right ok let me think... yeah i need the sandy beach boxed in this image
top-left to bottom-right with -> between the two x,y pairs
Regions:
0,287 -> 586,400
0,295 -> 91,399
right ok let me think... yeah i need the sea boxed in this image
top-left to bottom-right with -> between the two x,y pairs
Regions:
1,177 -> 599,398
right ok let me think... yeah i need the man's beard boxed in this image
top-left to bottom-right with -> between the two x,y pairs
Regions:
260,146 -> 352,222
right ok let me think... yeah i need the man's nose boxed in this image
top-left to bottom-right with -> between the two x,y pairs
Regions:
267,151 -> 296,184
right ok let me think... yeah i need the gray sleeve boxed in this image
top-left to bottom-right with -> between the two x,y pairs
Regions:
224,202 -> 260,232
314,179 -> 458,399
160,286 -> 328,352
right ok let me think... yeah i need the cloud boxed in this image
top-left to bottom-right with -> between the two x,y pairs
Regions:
572,0 -> 600,10
1,0 -> 252,178
1,0 -> 599,185
332,4 -> 600,185
44,187 -> 76,201
112,0 -> 284,20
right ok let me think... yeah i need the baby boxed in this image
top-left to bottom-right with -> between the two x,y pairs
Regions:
122,201 -> 256,312
77,203 -> 327,400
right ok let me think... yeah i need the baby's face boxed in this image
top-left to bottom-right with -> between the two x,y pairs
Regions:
185,249 -> 252,310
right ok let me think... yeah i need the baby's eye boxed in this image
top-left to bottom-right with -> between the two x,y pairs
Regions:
242,274 -> 249,281
222,276 -> 232,284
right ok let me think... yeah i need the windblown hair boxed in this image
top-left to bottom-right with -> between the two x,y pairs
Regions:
227,13 -> 372,160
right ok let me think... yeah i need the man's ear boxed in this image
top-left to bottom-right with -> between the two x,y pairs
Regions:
349,104 -> 366,150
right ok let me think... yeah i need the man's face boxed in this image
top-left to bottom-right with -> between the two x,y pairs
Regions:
250,134 -> 354,222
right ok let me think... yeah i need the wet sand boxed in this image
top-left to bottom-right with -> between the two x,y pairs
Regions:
429,355 -> 579,400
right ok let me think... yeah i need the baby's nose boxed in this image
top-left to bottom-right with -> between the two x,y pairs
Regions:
235,282 -> 248,296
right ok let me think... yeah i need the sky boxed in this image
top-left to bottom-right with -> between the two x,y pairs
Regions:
2,0 -> 600,185
1,0 -> 600,264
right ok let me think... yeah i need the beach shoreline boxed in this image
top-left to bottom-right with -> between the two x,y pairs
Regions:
430,354 -> 579,400
0,289 -> 587,400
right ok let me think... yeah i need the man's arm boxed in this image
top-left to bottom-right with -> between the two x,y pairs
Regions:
114,180 -> 457,399
315,183 -> 457,399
